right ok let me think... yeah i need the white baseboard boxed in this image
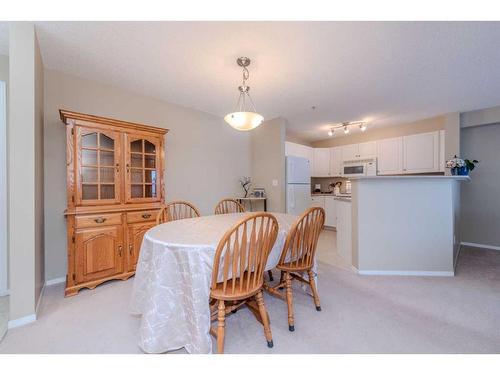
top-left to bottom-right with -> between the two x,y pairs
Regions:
358,270 -> 454,277
460,242 -> 500,251
6,277 -> 62,330
45,276 -> 66,286
8,313 -> 36,329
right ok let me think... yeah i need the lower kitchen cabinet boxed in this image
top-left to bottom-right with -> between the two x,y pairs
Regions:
127,222 -> 155,272
311,195 -> 337,228
310,195 -> 325,208
74,225 -> 124,284
324,196 -> 337,227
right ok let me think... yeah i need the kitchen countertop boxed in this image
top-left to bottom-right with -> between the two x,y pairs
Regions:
334,197 -> 352,202
312,193 -> 352,201
349,175 -> 470,181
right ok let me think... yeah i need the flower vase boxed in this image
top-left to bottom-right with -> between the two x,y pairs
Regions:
458,166 -> 469,176
451,167 -> 458,175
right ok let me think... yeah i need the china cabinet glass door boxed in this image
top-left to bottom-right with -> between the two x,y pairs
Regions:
125,135 -> 161,202
76,127 -> 121,205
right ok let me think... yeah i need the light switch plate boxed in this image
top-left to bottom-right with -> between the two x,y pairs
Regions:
272,179 -> 278,187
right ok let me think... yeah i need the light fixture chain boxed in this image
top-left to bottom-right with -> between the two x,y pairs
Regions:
242,66 -> 249,86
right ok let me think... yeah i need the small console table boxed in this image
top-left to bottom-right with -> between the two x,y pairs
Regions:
236,197 -> 267,212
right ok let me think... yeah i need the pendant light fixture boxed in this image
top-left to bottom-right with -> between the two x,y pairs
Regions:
224,57 -> 264,131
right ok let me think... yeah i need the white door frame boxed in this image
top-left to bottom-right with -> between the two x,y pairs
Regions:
0,81 -> 7,296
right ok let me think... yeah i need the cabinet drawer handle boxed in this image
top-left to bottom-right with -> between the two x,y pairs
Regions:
142,213 -> 152,219
129,244 -> 133,255
94,217 -> 107,224
118,245 -> 122,257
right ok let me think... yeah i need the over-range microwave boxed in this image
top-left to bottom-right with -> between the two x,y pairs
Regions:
342,158 -> 377,177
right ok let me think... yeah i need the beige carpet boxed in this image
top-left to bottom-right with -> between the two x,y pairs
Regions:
0,230 -> 499,354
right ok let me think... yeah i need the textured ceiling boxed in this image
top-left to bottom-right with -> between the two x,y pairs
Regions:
1,21 -> 500,141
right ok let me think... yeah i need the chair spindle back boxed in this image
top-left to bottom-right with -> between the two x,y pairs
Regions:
156,200 -> 201,224
211,213 -> 278,296
279,207 -> 325,270
214,199 -> 246,215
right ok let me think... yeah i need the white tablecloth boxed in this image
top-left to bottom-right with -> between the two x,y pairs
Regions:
130,212 -> 298,354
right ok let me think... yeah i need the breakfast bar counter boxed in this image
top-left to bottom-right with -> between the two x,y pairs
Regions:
349,175 -> 470,276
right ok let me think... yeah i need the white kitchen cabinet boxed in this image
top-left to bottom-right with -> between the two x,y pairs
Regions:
324,196 -> 337,227
330,146 -> 343,177
358,141 -> 377,158
341,142 -> 376,161
376,137 -> 403,175
341,144 -> 359,161
439,130 -> 445,172
310,195 -> 325,208
403,131 -> 440,174
312,148 -> 330,177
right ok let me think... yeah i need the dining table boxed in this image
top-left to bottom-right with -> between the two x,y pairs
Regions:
130,211 -> 301,354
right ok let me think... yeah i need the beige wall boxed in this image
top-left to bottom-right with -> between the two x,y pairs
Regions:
0,55 -> 7,82
250,118 -> 286,213
460,123 -> 500,247
0,54 -> 8,295
34,36 -> 45,304
285,131 -> 313,147
444,113 -> 460,175
44,69 -> 252,281
461,104 -> 500,128
311,116 -> 446,148
8,23 -> 45,320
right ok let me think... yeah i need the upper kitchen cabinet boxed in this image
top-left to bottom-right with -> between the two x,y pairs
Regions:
330,146 -> 343,177
402,131 -> 440,174
341,143 -> 359,161
358,141 -> 377,158
285,141 -> 314,169
341,141 -> 376,160
313,148 -> 331,177
376,137 -> 403,175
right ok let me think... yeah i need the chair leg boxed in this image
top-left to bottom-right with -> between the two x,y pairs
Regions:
308,270 -> 321,311
285,272 -> 295,331
217,300 -> 226,354
255,290 -> 273,348
267,270 -> 274,282
278,270 -> 285,290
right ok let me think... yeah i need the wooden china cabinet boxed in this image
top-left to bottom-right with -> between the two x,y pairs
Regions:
61,110 -> 168,296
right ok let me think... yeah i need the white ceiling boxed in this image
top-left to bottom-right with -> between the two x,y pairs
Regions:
1,21 -> 500,142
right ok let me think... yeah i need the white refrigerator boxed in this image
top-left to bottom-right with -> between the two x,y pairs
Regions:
286,156 -> 311,215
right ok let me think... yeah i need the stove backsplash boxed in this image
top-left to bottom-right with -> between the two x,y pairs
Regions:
311,177 -> 350,194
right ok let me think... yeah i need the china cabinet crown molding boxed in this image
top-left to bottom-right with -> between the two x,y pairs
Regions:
61,110 -> 169,296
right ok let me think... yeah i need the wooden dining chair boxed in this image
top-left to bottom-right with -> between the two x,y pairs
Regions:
264,207 -> 325,332
209,213 -> 279,354
156,200 -> 201,224
214,198 -> 245,215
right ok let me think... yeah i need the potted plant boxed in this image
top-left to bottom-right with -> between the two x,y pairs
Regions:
446,155 -> 478,175
239,176 -> 252,198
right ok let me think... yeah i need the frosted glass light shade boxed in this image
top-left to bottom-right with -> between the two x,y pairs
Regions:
224,111 -> 264,131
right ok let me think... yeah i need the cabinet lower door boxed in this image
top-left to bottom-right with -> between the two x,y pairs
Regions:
75,226 -> 124,283
127,222 -> 155,272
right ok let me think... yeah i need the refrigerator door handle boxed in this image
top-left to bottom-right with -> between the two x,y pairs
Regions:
288,186 -> 295,208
